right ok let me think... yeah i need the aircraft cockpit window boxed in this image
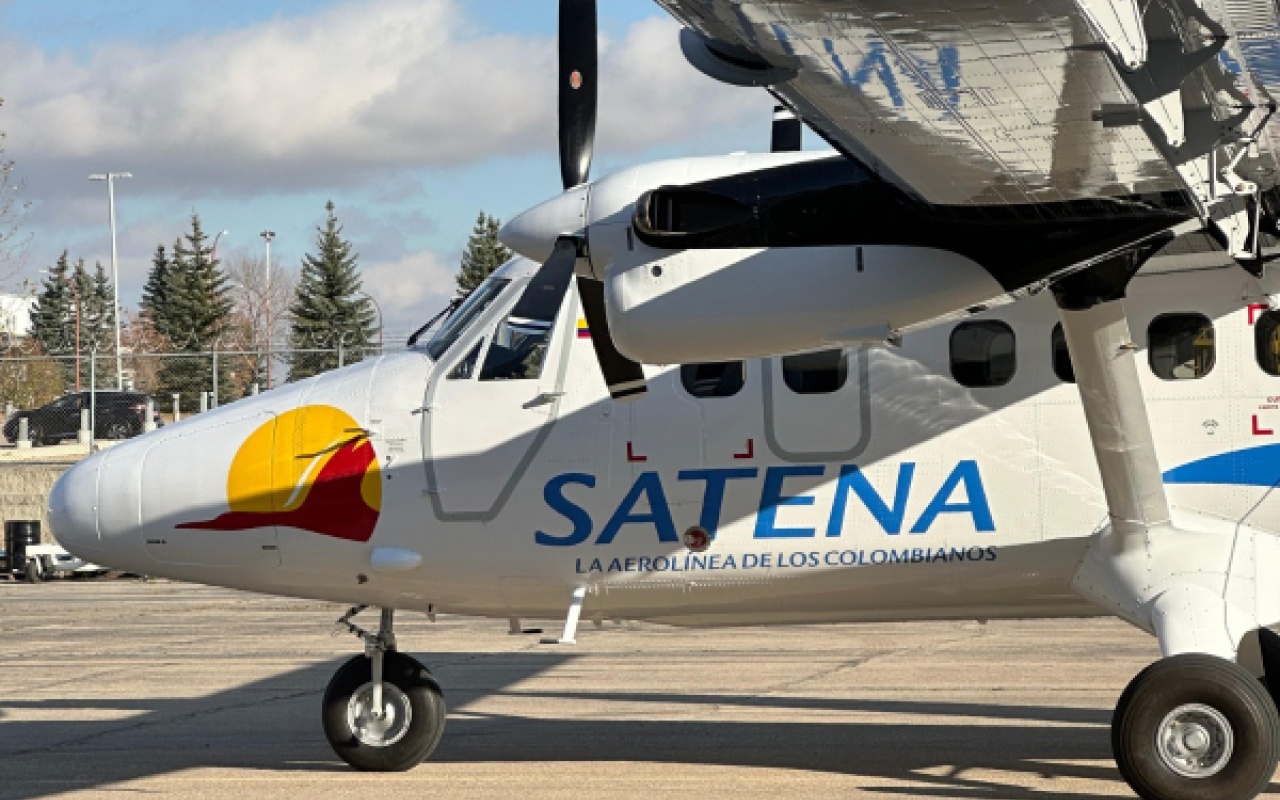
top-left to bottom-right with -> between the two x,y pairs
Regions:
1149,314 -> 1215,380
782,349 -> 848,394
479,317 -> 551,381
1051,324 -> 1075,383
1256,311 -> 1280,377
681,362 -> 745,398
425,278 -> 510,360
951,321 -> 1016,388
447,341 -> 484,380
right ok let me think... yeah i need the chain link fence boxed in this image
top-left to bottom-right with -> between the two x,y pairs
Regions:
0,344 -> 392,452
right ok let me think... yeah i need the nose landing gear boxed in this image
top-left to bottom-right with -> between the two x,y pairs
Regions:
323,606 -> 446,771
1112,654 -> 1280,800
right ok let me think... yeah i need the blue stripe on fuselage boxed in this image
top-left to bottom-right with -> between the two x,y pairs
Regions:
1163,444 -> 1280,487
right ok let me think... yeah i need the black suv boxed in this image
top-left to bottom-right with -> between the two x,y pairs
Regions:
4,391 -> 163,446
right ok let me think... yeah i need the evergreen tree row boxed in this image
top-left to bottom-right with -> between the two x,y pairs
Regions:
30,251 -> 116,355
139,214 -> 233,409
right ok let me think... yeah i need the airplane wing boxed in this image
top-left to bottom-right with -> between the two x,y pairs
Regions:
655,0 -> 1280,263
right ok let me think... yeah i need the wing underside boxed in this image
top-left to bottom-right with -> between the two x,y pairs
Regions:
656,0 -> 1280,258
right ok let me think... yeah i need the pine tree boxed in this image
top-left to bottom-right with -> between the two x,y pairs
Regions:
140,244 -> 170,327
456,211 -> 511,294
157,214 -> 234,410
288,201 -> 377,380
73,260 -> 102,345
29,251 -> 74,356
70,258 -> 119,389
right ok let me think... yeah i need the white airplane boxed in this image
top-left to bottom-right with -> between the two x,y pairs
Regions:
44,1 -> 1280,799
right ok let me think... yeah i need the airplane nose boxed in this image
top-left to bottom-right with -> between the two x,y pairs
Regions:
499,183 -> 590,263
47,453 -> 103,556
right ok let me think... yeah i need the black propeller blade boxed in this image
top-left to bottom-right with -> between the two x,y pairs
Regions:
510,237 -> 578,324
508,0 -> 646,401
559,0 -> 597,190
577,277 -> 647,401
512,237 -> 647,401
771,104 -> 802,153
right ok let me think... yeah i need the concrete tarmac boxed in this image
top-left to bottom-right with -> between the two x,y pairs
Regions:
1,580 -> 1274,800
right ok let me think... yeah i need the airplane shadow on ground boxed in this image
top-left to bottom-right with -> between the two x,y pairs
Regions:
7,651 -> 1266,800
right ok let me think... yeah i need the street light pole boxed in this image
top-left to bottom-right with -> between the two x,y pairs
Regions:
89,172 -> 132,389
260,231 -> 275,389
211,229 -> 230,260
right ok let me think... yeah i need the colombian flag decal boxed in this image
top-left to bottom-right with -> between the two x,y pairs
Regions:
577,318 -> 591,339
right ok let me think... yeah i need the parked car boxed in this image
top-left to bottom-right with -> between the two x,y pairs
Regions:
3,391 -> 163,445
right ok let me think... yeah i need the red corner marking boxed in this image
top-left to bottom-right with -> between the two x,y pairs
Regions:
1254,415 -> 1274,436
626,442 -> 647,462
1250,303 -> 1270,325
734,439 -> 755,460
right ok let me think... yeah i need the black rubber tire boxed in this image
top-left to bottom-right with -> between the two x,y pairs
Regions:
28,426 -> 42,447
1113,654 -> 1280,800
106,421 -> 130,440
322,652 -> 445,772
24,560 -> 40,583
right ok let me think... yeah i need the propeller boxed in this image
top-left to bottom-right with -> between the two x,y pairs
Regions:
512,0 -> 647,401
559,0 -> 597,191
771,104 -> 803,153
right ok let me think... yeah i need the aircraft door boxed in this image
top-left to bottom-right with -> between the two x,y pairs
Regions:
765,348 -> 871,461
425,285 -> 572,518
140,409 -> 281,568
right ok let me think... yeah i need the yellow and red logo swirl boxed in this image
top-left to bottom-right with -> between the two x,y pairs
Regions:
179,405 -> 381,542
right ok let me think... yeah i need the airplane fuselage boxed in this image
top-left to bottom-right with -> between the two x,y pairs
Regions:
49,257 -> 1280,629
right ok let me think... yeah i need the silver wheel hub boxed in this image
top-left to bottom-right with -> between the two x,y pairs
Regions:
347,682 -> 412,747
1157,703 -> 1234,779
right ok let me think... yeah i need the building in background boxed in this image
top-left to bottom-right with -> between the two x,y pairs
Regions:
0,293 -> 35,340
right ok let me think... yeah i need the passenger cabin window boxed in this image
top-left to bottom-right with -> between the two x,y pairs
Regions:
1149,314 -> 1215,380
951,321 -> 1016,388
1051,324 -> 1075,383
425,278 -> 509,360
480,317 -> 551,381
783,349 -> 848,394
1257,310 -> 1280,376
681,362 -> 745,398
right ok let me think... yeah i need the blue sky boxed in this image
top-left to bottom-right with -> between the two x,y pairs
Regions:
0,0 -> 779,336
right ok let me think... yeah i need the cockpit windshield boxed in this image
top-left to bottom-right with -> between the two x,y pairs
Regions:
425,278 -> 510,360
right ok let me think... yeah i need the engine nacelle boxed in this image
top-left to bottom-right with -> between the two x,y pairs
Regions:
604,243 -> 1004,363
501,150 -> 1190,366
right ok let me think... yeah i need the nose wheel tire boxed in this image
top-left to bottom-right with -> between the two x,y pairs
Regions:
322,651 -> 446,772
1113,653 -> 1280,800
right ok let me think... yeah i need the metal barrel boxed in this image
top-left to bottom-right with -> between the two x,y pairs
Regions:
4,520 -> 40,574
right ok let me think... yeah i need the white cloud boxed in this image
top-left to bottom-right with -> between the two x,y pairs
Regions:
360,247 -> 458,334
1,0 -> 768,194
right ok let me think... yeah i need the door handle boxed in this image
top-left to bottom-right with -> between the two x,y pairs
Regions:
525,391 -> 565,409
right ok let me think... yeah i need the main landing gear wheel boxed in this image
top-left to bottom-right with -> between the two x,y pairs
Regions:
1113,654 -> 1280,800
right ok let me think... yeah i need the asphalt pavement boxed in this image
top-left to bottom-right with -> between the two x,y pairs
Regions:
1,579 -> 1269,800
